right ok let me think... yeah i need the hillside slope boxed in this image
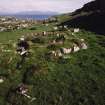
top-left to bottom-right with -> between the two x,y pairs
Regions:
60,0 -> 105,35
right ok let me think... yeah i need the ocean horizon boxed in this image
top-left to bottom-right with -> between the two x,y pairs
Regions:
0,14 -> 54,20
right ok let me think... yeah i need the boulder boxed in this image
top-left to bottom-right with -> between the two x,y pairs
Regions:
0,78 -> 4,83
81,43 -> 88,49
56,50 -> 63,57
73,45 -> 80,52
61,48 -> 72,54
74,28 -> 80,33
53,26 -> 58,30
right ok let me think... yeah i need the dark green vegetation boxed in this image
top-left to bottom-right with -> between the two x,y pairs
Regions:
0,9 -> 105,105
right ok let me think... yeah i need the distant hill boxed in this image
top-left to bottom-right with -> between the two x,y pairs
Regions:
0,11 -> 58,16
15,11 -> 58,15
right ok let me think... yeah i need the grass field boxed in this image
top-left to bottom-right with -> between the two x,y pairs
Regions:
0,17 -> 105,105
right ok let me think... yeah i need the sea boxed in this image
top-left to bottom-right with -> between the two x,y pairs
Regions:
2,15 -> 54,20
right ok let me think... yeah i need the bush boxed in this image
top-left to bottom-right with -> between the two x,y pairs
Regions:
30,27 -> 36,30
31,37 -> 45,44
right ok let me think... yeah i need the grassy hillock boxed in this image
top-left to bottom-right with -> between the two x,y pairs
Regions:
0,9 -> 105,105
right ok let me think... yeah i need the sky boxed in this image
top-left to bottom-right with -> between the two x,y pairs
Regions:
0,0 -> 94,14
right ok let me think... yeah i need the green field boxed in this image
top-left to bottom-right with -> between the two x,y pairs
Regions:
0,17 -> 105,105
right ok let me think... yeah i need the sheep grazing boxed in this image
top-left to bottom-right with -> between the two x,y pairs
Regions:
74,28 -> 80,33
